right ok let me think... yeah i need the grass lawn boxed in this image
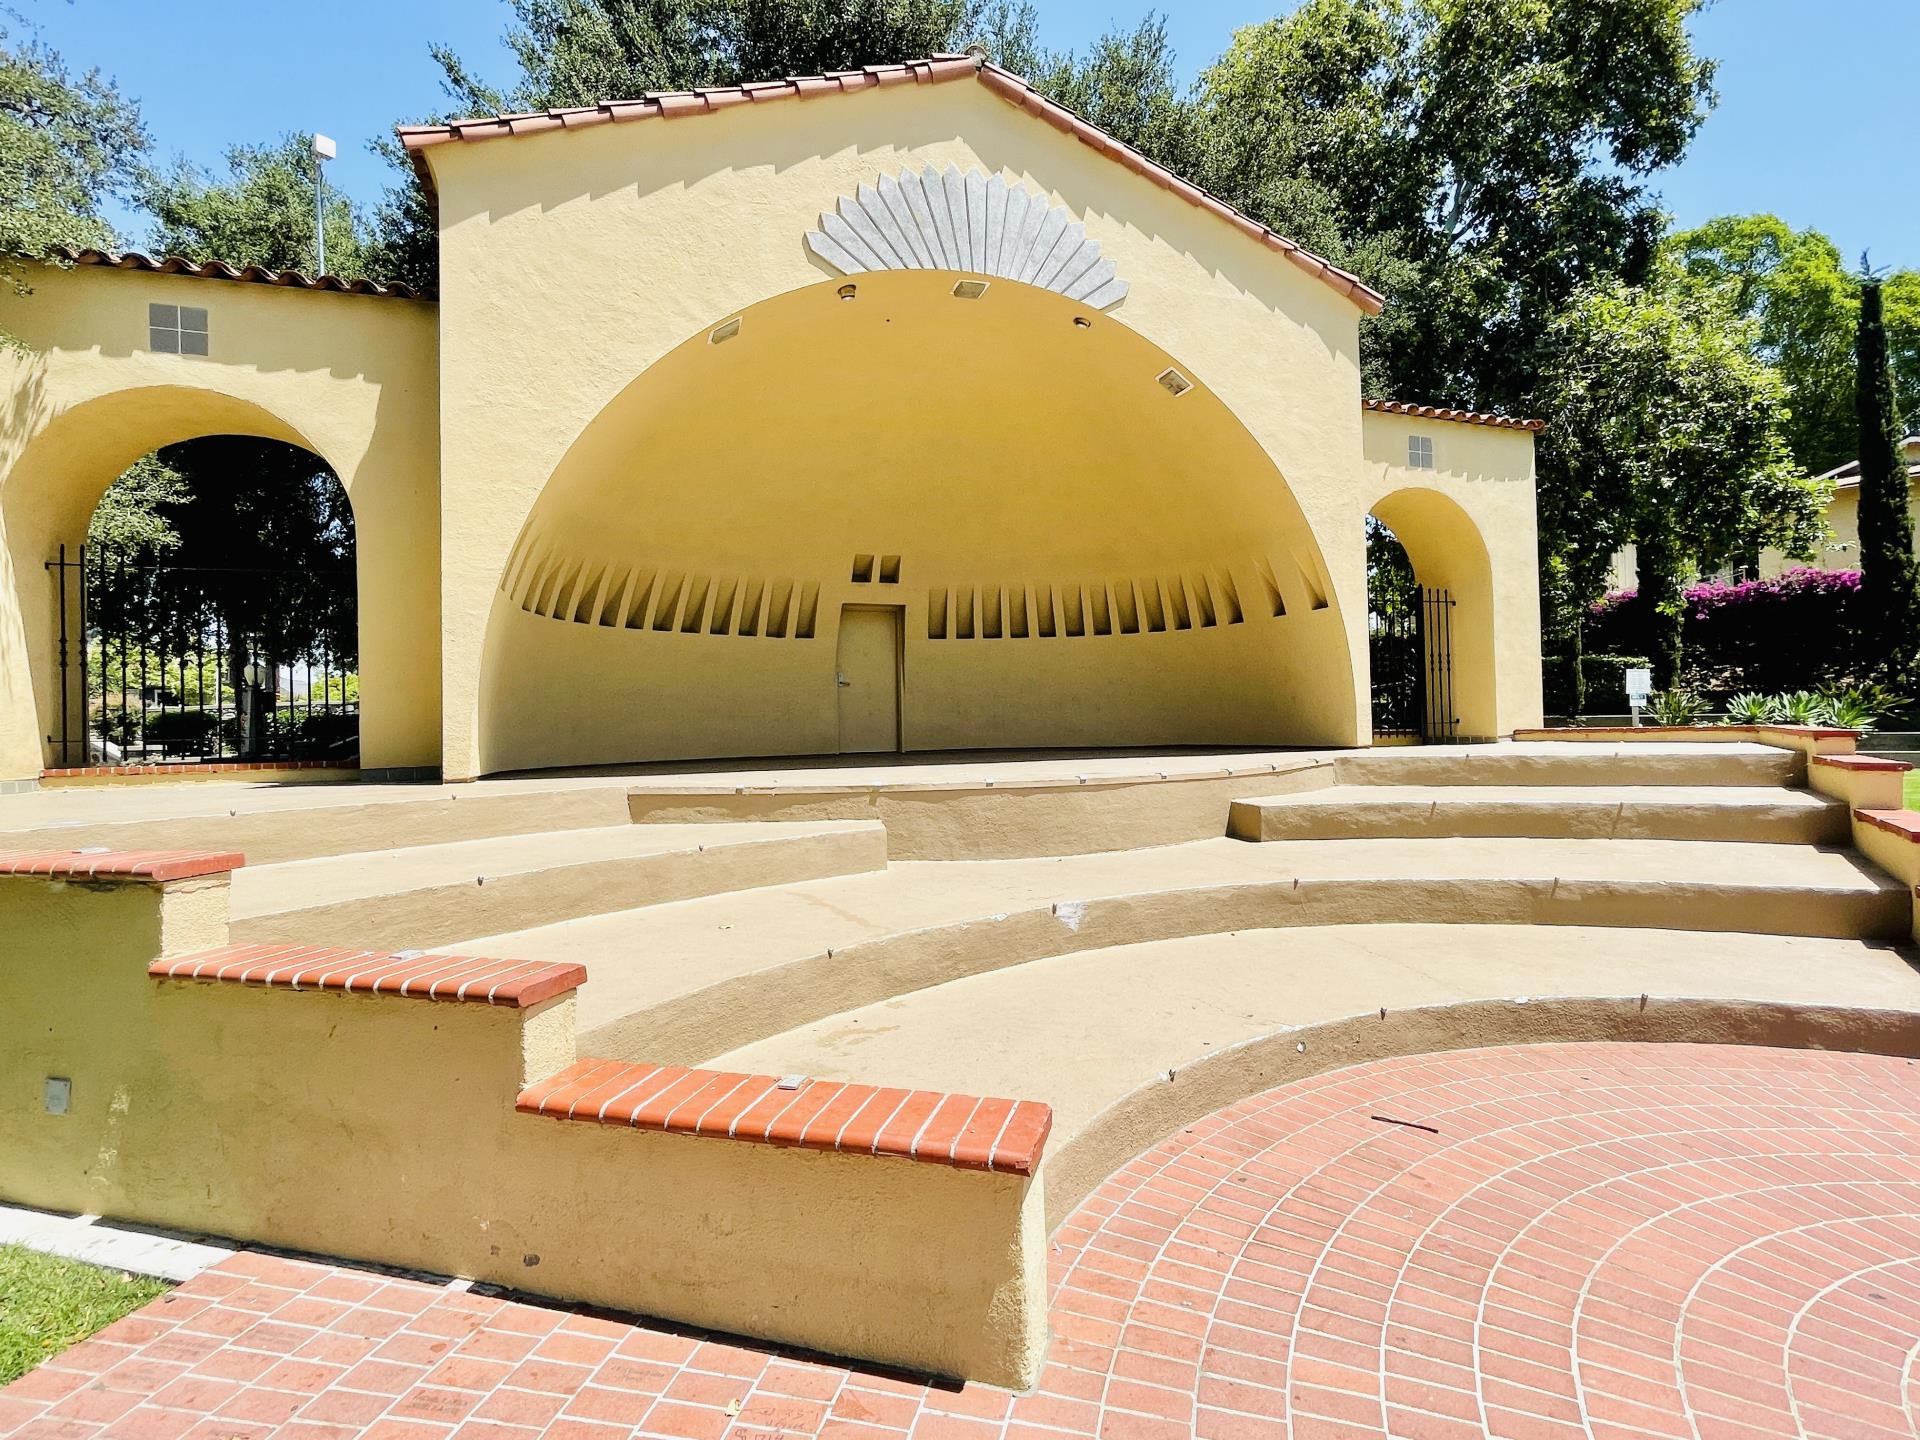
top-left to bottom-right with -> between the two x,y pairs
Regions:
1906,770 -> 1920,810
0,1245 -> 170,1385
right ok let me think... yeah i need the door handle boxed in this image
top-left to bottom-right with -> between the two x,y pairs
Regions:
836,674 -> 851,687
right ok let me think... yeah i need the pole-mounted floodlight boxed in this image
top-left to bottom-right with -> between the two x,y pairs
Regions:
311,133 -> 336,276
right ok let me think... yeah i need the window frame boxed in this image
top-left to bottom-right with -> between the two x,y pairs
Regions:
148,302 -> 210,356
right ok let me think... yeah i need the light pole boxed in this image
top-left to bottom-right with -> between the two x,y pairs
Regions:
311,133 -> 336,275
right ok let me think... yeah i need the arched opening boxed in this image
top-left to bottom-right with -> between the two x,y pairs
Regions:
57,437 -> 357,767
1367,488 -> 1498,742
475,271 -> 1357,774
0,386 -> 365,777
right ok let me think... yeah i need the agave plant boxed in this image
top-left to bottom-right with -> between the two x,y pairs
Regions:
1645,688 -> 1707,726
1776,690 -> 1827,725
1722,692 -> 1781,725
1819,687 -> 1883,732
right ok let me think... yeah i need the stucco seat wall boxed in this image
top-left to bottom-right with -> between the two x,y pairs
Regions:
0,867 -> 1050,1388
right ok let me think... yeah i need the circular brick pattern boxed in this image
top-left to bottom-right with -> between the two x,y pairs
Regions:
1046,1042 -> 1920,1440
5,1042 -> 1918,1440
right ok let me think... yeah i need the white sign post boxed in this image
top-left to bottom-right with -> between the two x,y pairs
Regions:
1625,666 -> 1653,726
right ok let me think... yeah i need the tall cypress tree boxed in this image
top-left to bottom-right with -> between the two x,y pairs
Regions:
1855,277 -> 1920,683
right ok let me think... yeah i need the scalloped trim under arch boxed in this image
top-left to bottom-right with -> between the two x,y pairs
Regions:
805,165 -> 1128,309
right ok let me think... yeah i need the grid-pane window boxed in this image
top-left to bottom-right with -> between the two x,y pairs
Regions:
148,303 -> 209,356
1408,434 -> 1434,470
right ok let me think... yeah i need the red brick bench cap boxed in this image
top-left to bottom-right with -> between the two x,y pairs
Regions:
152,942 -> 585,1008
520,1060 -> 1052,1175
0,849 -> 244,882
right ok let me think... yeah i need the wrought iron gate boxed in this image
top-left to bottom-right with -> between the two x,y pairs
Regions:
1369,584 -> 1458,742
45,543 -> 358,768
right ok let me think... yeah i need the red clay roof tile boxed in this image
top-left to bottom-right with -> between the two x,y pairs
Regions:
397,53 -> 1385,316
44,245 -> 426,300
1364,398 -> 1545,432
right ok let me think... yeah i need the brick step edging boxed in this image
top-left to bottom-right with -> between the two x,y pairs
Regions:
150,941 -> 584,1009
519,1059 -> 1052,1176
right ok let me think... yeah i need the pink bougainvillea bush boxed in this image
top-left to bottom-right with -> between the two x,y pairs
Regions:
1586,568 -> 1870,695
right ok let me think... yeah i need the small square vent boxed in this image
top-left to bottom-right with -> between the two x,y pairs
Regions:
1156,367 -> 1192,397
148,302 -> 208,356
951,279 -> 990,300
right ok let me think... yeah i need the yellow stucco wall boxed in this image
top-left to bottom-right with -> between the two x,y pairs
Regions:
427,77 -> 1386,777
0,265 -> 441,781
0,74 -> 1545,781
481,270 -> 1356,771
1362,411 -> 1543,737
0,874 -> 1047,1387
1759,479 -> 1920,578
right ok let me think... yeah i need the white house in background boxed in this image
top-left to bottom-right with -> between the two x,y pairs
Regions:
1607,435 -> 1920,590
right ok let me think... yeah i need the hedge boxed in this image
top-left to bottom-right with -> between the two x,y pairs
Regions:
1583,568 -> 1872,697
1544,653 -> 1651,716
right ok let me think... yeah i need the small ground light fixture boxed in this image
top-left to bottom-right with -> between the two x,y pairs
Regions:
312,134 -> 337,275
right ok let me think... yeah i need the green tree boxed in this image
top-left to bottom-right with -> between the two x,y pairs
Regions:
1667,214 -> 1920,475
397,0 -> 1200,293
85,454 -> 188,552
1194,0 -> 1715,411
1014,14 -> 1205,178
86,438 -> 356,758
1535,276 -> 1822,689
1855,276 -> 1920,680
143,132 -> 365,278
0,11 -> 147,343
431,0 -> 972,115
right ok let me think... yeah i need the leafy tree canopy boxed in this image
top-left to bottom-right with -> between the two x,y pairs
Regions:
431,0 -> 978,115
87,437 -> 357,667
85,454 -> 189,553
1666,214 -> 1920,474
1533,269 -> 1822,684
143,132 -> 367,278
1195,0 -> 1716,411
0,8 -> 147,340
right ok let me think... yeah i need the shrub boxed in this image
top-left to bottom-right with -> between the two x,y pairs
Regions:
1587,568 -> 1876,696
1543,653 -> 1651,716
1776,690 -> 1826,725
1723,692 -> 1781,724
1646,688 -> 1707,725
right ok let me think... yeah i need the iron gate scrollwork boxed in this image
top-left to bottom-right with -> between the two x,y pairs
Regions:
1369,583 -> 1458,743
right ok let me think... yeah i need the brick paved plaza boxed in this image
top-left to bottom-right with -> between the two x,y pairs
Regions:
5,1041 -> 1918,1439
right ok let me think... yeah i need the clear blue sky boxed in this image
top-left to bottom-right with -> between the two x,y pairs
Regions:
21,0 -> 1919,271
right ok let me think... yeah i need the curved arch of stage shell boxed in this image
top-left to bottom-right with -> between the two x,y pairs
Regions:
478,272 -> 1358,772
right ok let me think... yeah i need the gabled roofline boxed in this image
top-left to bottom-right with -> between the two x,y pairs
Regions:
396,53 -> 1386,316
1363,399 -> 1544,432
39,245 -> 428,300
1817,435 -> 1920,482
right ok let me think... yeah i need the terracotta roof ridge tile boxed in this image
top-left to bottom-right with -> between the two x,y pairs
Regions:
40,244 -> 428,301
395,54 -> 1385,316
1364,398 -> 1545,431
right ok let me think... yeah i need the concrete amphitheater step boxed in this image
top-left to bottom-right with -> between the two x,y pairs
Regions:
1336,739 -> 1804,788
618,742 -> 1808,858
0,776 -> 642,865
1229,783 -> 1848,843
228,820 -> 886,951
714,925 -> 1920,1228
710,923 -> 1920,1226
441,834 -> 1910,1065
